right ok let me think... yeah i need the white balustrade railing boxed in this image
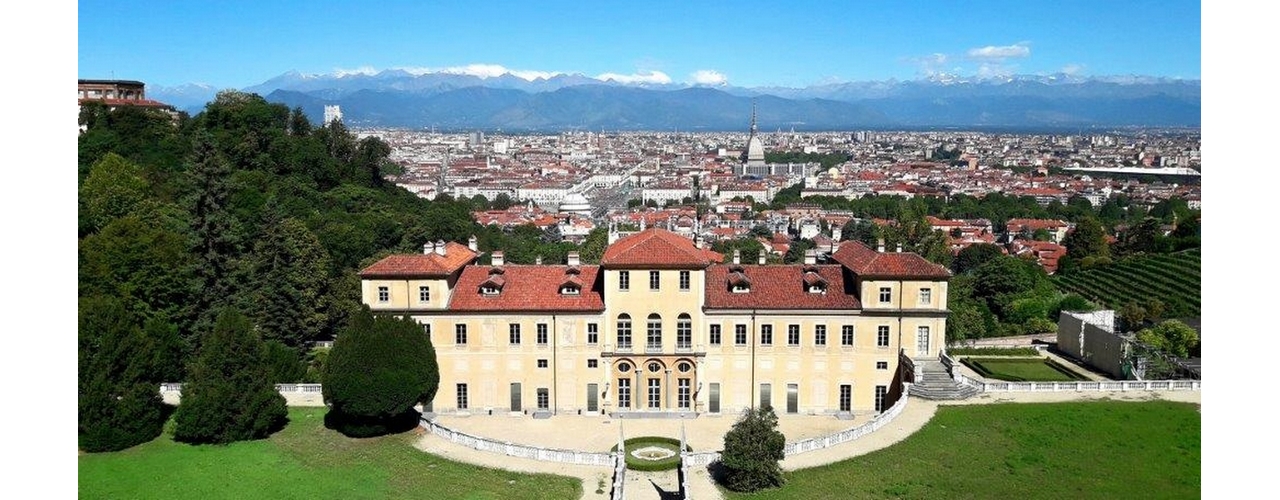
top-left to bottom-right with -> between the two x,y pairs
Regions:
159,383 -> 323,394
978,379 -> 1201,392
419,417 -> 616,467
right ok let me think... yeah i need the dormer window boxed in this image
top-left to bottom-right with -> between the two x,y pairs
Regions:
808,284 -> 826,294
481,286 -> 501,296
732,284 -> 750,293
560,286 -> 580,295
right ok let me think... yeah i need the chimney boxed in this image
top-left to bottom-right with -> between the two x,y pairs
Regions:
468,235 -> 478,252
536,255 -> 543,265
804,249 -> 817,265
435,240 -> 446,256
567,251 -> 580,266
877,238 -> 885,253
733,249 -> 741,265
896,243 -> 903,253
492,251 -> 505,266
423,242 -> 435,255
758,252 -> 766,265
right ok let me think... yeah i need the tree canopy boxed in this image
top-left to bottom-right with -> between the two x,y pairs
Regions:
322,308 -> 439,437
718,406 -> 786,492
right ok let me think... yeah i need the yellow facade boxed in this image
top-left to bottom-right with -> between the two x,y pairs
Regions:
358,230 -> 950,417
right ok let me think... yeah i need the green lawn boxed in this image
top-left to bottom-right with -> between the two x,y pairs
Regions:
79,407 -> 582,500
962,357 -> 1088,382
723,400 -> 1200,500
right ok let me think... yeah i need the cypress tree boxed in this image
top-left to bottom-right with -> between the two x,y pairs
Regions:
323,308 -> 438,437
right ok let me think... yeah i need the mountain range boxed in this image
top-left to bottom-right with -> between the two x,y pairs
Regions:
149,70 -> 1201,131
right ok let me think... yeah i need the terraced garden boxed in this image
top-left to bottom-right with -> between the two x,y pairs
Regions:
1053,249 -> 1200,316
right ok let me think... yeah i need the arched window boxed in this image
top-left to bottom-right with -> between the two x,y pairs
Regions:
646,314 -> 662,351
676,313 -> 692,350
616,314 -> 632,349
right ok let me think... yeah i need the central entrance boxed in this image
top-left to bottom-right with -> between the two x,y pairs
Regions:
612,357 -> 697,415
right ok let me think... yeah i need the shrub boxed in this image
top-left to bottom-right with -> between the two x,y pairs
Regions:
78,295 -> 172,452
322,307 -> 439,437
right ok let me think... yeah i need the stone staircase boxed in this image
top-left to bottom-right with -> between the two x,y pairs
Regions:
908,360 -> 981,400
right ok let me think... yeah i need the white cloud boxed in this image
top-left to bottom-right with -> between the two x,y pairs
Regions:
595,70 -> 672,85
690,70 -> 728,85
332,66 -> 378,77
966,43 -> 1031,61
388,64 -> 565,81
1061,64 -> 1085,75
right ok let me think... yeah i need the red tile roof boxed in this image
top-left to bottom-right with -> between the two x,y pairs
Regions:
831,241 -> 951,279
358,242 -> 478,278
704,265 -> 860,310
601,228 -> 722,269
79,98 -> 174,109
449,265 -> 605,312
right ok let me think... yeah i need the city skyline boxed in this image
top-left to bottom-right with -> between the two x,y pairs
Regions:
78,0 -> 1202,90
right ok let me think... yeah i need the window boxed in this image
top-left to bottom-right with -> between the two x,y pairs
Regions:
617,314 -> 632,349
619,271 -> 630,290
679,270 -> 691,290
537,323 -> 549,345
377,286 -> 389,303
710,324 -> 722,345
879,286 -> 892,303
734,324 -> 747,346
808,284 -> 825,294
537,359 -> 548,368
839,384 -> 852,412
760,324 -> 773,346
877,325 -> 890,347
618,378 -> 631,409
456,383 -> 469,410
815,325 -> 827,346
841,325 -> 854,346
788,324 -> 800,346
760,383 -> 772,409
786,383 -> 799,414
509,324 -> 521,345
676,314 -> 692,350
418,285 -> 430,303
709,382 -> 721,413
588,359 -> 598,368
587,323 -> 599,345
423,324 -> 432,340
481,285 -> 500,296
560,285 -> 580,295
647,378 -> 661,409
678,378 -> 691,409
537,388 -> 549,410
649,271 -> 661,290
877,361 -> 889,370
646,314 -> 662,350
455,324 -> 468,345
920,287 -> 932,305
732,284 -> 750,293
875,385 -> 888,412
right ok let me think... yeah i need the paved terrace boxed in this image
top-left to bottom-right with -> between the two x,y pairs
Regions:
413,390 -> 1201,500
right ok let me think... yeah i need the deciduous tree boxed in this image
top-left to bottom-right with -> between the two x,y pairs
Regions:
718,406 -> 786,492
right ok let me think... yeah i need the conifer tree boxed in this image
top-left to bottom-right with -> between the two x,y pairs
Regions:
323,308 -> 438,437
173,309 -> 287,444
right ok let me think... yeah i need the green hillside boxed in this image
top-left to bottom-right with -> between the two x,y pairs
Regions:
1053,249 -> 1200,317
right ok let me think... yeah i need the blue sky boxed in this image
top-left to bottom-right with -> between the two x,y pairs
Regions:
78,0 -> 1201,89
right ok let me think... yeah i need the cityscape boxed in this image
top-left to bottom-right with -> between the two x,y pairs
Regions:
60,2 -> 1233,500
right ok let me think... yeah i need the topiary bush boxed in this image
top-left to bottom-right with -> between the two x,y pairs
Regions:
322,307 -> 439,437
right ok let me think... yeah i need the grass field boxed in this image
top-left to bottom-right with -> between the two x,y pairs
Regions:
962,357 -> 1089,382
78,407 -> 582,500
723,400 -> 1200,500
